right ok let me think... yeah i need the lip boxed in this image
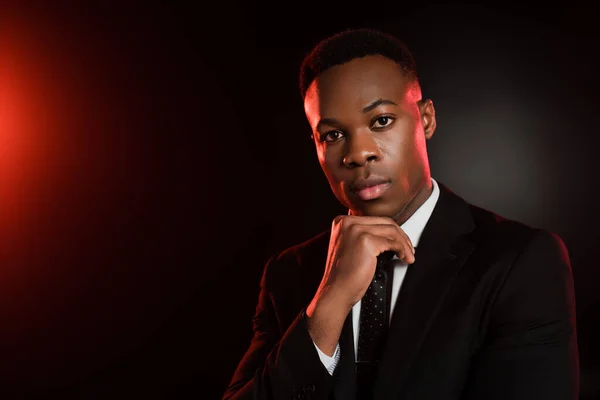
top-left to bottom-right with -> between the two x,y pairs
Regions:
350,175 -> 391,191
354,182 -> 391,201
350,176 -> 392,201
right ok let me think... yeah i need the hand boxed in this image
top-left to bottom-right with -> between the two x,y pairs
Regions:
319,215 -> 415,309
306,215 -> 414,355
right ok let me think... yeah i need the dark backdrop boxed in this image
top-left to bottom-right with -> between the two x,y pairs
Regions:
0,2 -> 598,399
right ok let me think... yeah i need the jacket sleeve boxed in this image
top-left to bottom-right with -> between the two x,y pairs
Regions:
463,230 -> 579,399
222,253 -> 335,400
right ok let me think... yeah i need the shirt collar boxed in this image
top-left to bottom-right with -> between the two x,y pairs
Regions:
401,177 -> 440,249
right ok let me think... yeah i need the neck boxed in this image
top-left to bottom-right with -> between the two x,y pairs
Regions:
391,178 -> 433,226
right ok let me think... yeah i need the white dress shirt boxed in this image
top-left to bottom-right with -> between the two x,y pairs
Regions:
313,177 -> 441,375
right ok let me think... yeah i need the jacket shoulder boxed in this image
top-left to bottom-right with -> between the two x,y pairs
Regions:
465,202 -> 568,262
261,229 -> 331,287
275,229 -> 330,264
468,202 -> 538,240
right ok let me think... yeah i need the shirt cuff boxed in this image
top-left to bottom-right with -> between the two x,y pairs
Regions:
313,341 -> 341,375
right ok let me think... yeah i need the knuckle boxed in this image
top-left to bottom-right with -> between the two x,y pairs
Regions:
340,216 -> 354,230
357,231 -> 370,244
347,223 -> 361,236
388,225 -> 401,238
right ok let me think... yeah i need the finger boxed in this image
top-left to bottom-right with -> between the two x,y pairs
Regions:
360,228 -> 415,264
351,223 -> 413,253
355,216 -> 413,249
337,215 -> 403,228
383,236 -> 415,264
343,215 -> 399,223
388,235 -> 415,264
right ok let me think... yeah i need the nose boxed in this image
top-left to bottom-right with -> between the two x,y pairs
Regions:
342,132 -> 381,167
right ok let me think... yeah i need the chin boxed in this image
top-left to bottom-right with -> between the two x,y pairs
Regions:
350,201 -> 393,217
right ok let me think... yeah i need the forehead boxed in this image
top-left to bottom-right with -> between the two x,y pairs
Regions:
304,55 -> 412,115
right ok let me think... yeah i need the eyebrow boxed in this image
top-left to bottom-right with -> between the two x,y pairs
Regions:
315,98 -> 398,132
316,118 -> 339,132
362,98 -> 398,113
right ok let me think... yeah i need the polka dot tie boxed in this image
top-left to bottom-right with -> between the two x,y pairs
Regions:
356,250 -> 394,398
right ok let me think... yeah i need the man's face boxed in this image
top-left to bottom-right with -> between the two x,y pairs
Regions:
303,55 -> 436,219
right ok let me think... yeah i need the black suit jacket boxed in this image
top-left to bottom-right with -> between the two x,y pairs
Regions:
223,182 -> 579,400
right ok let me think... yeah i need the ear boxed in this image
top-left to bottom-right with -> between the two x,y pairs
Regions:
417,98 -> 436,139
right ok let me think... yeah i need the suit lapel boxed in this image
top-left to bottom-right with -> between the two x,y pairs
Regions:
373,182 -> 477,400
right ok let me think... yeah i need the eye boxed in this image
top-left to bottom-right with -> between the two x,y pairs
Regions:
320,130 -> 344,142
372,116 -> 395,129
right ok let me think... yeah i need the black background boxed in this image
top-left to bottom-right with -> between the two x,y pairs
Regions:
0,1 -> 598,399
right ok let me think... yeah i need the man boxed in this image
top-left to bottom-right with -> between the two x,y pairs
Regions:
223,28 -> 578,400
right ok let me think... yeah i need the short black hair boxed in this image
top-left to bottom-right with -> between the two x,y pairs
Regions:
298,28 -> 419,99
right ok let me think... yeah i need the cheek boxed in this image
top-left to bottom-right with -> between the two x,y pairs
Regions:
316,147 -> 327,170
383,122 -> 426,176
316,148 -> 334,172
384,123 -> 418,159
316,147 -> 326,164
319,150 -> 345,186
